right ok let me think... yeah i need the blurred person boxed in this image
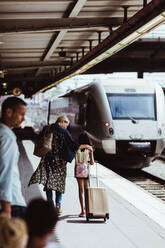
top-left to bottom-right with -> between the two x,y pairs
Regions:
29,115 -> 92,214
0,97 -> 27,217
75,133 -> 94,217
24,198 -> 64,248
0,212 -> 28,248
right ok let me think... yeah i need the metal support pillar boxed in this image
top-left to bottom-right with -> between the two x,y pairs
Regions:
143,0 -> 147,7
76,52 -> 79,62
138,71 -> 144,78
98,32 -> 102,44
82,47 -> 85,57
70,57 -> 74,65
109,26 -> 113,35
89,40 -> 93,51
123,6 -> 128,23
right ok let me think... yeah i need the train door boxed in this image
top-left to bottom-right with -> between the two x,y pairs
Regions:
86,96 -> 102,136
78,103 -> 87,126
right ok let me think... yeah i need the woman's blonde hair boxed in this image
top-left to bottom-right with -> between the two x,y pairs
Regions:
56,115 -> 70,124
0,213 -> 28,248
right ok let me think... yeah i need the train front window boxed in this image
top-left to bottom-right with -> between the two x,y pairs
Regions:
107,93 -> 156,120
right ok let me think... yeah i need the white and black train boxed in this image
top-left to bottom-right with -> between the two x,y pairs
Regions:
49,79 -> 165,169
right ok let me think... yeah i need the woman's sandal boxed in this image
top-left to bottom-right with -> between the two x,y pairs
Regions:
79,211 -> 85,217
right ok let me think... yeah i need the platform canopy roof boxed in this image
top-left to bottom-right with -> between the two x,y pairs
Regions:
0,0 -> 165,97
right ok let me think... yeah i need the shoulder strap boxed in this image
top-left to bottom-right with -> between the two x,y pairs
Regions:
45,125 -> 52,134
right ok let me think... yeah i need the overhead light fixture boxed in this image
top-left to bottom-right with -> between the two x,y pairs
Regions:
118,31 -> 141,46
0,69 -> 7,79
0,70 -> 5,78
59,47 -> 66,57
137,13 -> 165,34
2,82 -> 7,88
12,87 -> 22,96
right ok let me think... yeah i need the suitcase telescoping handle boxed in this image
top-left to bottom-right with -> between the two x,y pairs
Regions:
88,160 -> 99,188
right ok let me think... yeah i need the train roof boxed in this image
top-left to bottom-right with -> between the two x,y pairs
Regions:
62,79 -> 161,97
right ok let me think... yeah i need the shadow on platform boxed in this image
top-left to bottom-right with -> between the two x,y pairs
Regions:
66,219 -> 106,224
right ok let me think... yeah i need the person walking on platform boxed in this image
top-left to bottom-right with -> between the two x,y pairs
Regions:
75,133 -> 94,217
0,97 -> 27,217
29,115 -> 93,215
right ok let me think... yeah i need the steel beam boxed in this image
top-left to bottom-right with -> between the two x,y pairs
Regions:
35,0 -> 87,76
4,60 -> 71,71
0,17 -> 122,34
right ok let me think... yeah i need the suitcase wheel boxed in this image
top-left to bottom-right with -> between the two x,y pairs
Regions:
104,213 -> 109,222
106,213 -> 109,219
86,214 -> 90,222
86,213 -> 93,222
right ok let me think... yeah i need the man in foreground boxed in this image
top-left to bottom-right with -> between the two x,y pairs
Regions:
0,96 -> 27,217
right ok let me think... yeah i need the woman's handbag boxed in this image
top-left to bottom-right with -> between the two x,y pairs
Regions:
75,150 -> 88,178
33,125 -> 53,157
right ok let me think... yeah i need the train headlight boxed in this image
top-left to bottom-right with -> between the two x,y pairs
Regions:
105,122 -> 110,127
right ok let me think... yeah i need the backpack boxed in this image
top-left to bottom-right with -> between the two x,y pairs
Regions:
75,149 -> 89,178
33,125 -> 53,157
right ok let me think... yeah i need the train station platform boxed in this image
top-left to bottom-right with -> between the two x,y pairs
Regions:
19,140 -> 165,248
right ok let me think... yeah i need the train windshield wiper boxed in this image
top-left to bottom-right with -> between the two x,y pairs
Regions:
115,107 -> 138,124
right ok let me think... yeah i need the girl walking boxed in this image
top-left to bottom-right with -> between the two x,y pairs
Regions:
75,133 -> 94,217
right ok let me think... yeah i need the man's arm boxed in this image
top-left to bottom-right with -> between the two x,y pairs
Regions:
0,200 -> 11,217
0,134 -> 15,217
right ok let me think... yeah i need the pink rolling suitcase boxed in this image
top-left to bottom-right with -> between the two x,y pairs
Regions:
85,162 -> 109,222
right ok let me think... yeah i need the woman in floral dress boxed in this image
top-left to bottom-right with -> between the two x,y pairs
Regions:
29,115 -> 92,214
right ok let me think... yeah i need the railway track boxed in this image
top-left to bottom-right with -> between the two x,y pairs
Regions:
115,169 -> 165,202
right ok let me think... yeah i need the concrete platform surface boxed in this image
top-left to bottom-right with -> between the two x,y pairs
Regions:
19,141 -> 165,248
